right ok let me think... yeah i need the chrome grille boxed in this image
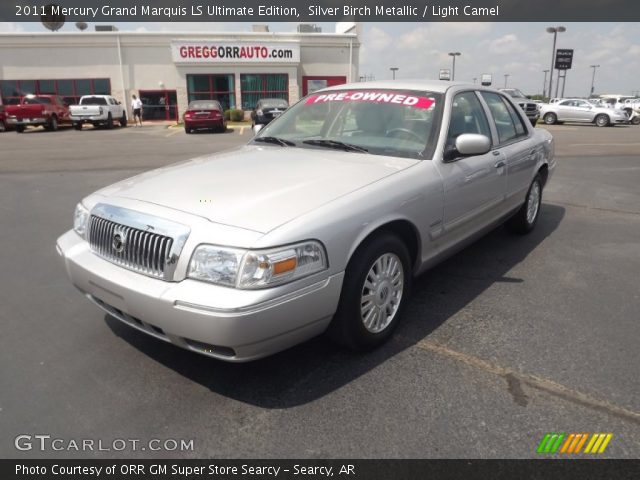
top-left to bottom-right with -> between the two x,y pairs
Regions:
89,216 -> 173,278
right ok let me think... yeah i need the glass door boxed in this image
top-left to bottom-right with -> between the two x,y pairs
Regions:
139,90 -> 178,121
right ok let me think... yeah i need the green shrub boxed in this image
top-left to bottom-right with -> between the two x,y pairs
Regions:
230,109 -> 244,122
223,109 -> 231,121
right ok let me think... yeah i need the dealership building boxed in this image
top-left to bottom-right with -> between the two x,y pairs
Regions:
0,24 -> 360,120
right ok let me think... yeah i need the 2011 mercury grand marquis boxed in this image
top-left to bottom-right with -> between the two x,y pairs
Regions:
57,81 -> 555,362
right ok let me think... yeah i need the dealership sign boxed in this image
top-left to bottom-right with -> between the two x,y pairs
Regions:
555,49 -> 574,70
171,41 -> 300,63
439,69 -> 451,81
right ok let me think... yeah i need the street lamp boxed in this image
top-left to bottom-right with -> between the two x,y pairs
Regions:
546,26 -> 566,100
542,70 -> 550,98
390,67 -> 399,80
448,52 -> 461,81
589,64 -> 600,97
504,74 -> 510,88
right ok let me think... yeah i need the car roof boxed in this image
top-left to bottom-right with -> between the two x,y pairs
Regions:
317,79 -> 500,95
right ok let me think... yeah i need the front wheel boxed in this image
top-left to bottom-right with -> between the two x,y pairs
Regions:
595,114 -> 609,127
106,113 -> 113,129
0,120 -> 6,132
329,233 -> 411,351
543,113 -> 557,125
506,174 -> 543,234
631,116 -> 640,126
120,114 -> 127,127
530,118 -> 538,127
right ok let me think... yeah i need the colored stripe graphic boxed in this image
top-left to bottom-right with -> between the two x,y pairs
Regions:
539,433 -> 612,454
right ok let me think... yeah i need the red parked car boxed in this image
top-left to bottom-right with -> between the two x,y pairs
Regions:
5,94 -> 71,133
183,100 -> 227,134
0,104 -> 7,132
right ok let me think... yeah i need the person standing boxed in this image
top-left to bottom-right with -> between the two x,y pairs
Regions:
131,94 -> 143,127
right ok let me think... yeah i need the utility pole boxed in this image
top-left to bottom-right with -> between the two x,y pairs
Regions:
589,64 -> 600,97
542,70 -> 549,98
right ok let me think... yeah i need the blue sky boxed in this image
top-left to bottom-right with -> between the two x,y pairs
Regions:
3,22 -> 639,97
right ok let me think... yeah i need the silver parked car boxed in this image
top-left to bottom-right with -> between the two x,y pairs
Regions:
540,98 -> 629,127
57,81 -> 555,362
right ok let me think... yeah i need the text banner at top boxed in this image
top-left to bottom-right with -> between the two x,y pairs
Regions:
3,0 -> 640,22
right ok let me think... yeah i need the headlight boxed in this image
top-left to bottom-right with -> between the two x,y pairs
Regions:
73,203 -> 90,238
188,241 -> 327,289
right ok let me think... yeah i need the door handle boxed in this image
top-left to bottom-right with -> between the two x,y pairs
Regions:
492,150 -> 501,156
494,160 -> 506,169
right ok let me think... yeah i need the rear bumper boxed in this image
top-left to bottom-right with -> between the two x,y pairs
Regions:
6,117 -> 46,126
56,230 -> 343,362
184,119 -> 225,129
70,115 -> 107,123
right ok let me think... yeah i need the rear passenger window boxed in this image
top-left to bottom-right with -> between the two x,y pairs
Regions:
481,92 -> 526,144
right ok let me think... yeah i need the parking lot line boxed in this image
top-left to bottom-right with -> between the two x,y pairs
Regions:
165,128 -> 181,137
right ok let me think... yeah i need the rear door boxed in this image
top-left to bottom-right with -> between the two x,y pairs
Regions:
480,91 -> 538,210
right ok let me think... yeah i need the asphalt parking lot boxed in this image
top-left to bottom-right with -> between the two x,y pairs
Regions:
0,123 -> 639,459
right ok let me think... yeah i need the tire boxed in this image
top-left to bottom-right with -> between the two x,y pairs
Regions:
595,114 -> 609,127
73,123 -> 82,131
506,174 -> 543,234
106,113 -> 113,129
0,120 -> 5,132
47,116 -> 58,131
530,118 -> 538,127
543,113 -> 557,125
632,116 -> 640,126
16,125 -> 25,133
120,114 -> 127,127
329,233 -> 411,351
184,127 -> 192,134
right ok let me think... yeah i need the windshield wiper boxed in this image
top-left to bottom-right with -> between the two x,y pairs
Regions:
253,136 -> 295,147
302,139 -> 368,153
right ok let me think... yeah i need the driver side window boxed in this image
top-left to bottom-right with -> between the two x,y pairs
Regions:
448,91 -> 491,145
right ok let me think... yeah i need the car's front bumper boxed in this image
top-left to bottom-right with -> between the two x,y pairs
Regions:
56,230 -> 343,362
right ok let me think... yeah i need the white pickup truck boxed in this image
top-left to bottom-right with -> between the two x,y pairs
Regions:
69,95 -> 127,130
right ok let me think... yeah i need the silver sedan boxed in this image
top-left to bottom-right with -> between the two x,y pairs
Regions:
540,98 -> 630,126
57,81 -> 555,362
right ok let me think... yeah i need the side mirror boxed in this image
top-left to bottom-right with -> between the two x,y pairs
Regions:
252,124 -> 263,136
448,134 -> 491,160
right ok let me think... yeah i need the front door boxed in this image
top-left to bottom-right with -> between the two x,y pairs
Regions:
138,90 -> 178,121
438,91 -> 507,242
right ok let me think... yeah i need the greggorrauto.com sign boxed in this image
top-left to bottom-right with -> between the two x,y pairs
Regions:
171,41 -> 300,63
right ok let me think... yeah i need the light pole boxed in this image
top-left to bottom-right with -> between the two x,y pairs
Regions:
390,67 -> 399,80
542,70 -> 549,98
448,52 -> 461,81
504,74 -> 510,88
546,26 -> 566,101
589,64 -> 600,97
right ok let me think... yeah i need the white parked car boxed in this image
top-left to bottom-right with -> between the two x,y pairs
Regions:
57,81 -> 555,362
540,98 -> 629,127
69,95 -> 127,130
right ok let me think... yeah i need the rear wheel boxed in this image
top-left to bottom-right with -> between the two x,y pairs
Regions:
47,116 -> 58,131
184,126 -> 192,134
16,125 -> 25,133
595,114 -> 609,127
543,113 -> 557,125
73,123 -> 82,130
329,233 -> 411,351
506,174 -> 543,234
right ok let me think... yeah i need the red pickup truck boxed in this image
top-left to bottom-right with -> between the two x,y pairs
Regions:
5,95 -> 71,133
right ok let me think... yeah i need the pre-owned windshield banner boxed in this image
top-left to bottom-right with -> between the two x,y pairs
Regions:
4,0 -> 640,22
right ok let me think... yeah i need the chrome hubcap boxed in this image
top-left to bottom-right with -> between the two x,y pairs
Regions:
527,181 -> 541,224
360,253 -> 404,334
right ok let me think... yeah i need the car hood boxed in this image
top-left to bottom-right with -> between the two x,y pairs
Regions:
96,145 -> 418,233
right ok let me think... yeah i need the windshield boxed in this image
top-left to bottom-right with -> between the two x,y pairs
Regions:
188,100 -> 221,110
259,99 -> 288,109
23,97 -> 52,105
80,96 -> 108,106
253,89 -> 442,160
502,89 -> 527,98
